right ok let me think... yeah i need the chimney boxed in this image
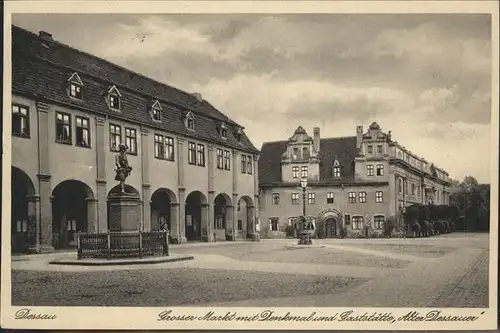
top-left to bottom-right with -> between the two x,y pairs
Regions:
313,127 -> 320,153
38,31 -> 53,41
356,125 -> 363,149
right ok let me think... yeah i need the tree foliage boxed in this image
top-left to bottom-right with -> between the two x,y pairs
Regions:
449,176 -> 490,231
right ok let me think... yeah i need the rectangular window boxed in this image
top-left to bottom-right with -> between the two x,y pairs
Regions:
307,193 -> 315,204
405,180 -> 409,195
291,193 -> 299,205
417,185 -> 421,198
217,148 -> 223,169
154,134 -> 165,159
326,192 -> 334,204
374,215 -> 385,229
70,83 -> 82,99
109,124 -> 121,151
377,145 -> 383,154
359,191 -> 367,203
367,145 -> 373,154
12,104 -> 30,137
241,155 -> 247,173
366,164 -> 374,176
188,142 -> 197,165
292,166 -> 299,179
333,166 -> 341,178
237,219 -> 243,231
165,136 -> 174,161
375,191 -> 383,203
75,116 -> 90,148
376,164 -> 384,176
187,117 -> 194,130
56,112 -> 72,144
411,183 -> 416,196
270,218 -> 279,231
344,214 -> 351,226
152,107 -> 161,121
124,128 -> 136,154
398,178 -> 402,193
109,94 -> 120,109
247,155 -> 253,174
197,144 -> 205,166
352,216 -> 364,230
302,147 -> 309,158
348,192 -> 356,203
272,193 -> 280,205
301,166 -> 308,178
223,150 -> 231,170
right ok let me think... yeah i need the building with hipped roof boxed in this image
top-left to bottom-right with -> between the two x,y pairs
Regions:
10,25 -> 260,253
258,122 -> 451,238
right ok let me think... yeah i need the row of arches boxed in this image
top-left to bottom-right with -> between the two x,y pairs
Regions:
12,166 -> 255,252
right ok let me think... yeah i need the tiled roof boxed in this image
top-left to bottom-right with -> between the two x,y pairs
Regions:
11,25 -> 259,153
259,136 -> 358,184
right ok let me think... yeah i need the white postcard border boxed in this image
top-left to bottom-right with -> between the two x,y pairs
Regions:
2,1 -> 498,330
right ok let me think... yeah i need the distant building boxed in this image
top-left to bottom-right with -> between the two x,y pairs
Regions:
258,123 -> 451,238
11,26 -> 260,253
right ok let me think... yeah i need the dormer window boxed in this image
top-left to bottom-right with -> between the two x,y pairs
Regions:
150,100 -> 162,122
333,159 -> 341,178
219,123 -> 228,139
234,127 -> 243,141
107,85 -> 122,111
68,72 -> 83,100
184,111 -> 195,131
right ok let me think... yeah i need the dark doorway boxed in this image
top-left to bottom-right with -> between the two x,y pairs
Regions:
185,191 -> 205,241
214,194 -> 229,231
151,189 -> 173,231
325,218 -> 337,238
12,167 -> 35,253
52,180 -> 93,249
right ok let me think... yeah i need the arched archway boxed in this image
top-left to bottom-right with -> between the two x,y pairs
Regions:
238,195 -> 255,239
11,167 -> 36,253
185,191 -> 207,241
214,193 -> 233,238
317,209 -> 342,238
151,188 -> 177,232
52,180 -> 94,249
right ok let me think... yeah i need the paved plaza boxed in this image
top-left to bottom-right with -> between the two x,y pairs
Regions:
11,233 -> 489,307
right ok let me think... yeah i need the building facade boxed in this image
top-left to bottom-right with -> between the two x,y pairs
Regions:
10,26 -> 260,253
258,123 -> 451,238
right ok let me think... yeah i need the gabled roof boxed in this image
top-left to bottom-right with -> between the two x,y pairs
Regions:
259,136 -> 358,184
67,72 -> 83,85
11,25 -> 259,153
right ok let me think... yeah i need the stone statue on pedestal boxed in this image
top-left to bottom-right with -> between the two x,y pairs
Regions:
114,144 -> 133,193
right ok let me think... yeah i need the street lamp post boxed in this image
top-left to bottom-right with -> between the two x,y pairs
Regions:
298,177 -> 312,245
301,177 -> 307,219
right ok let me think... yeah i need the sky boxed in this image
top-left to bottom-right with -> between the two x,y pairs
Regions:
12,13 -> 493,183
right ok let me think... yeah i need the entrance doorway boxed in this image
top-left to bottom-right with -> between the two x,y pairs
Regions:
52,180 -> 94,249
11,167 -> 36,253
185,191 -> 207,241
325,218 -> 337,238
150,188 -> 176,231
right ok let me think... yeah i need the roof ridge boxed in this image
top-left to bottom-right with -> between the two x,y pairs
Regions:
12,25 -> 240,127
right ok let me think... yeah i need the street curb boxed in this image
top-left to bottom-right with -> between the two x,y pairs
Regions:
49,254 -> 194,266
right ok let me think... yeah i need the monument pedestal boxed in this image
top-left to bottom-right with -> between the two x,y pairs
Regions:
108,192 -> 142,232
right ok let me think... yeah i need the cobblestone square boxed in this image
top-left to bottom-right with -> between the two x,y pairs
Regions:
11,233 -> 489,307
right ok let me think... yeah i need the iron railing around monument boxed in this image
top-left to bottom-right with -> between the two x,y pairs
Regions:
77,231 -> 169,260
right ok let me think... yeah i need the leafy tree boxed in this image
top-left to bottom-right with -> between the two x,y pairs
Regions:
449,176 -> 490,232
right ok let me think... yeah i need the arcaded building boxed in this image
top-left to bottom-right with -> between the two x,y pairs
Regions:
10,26 -> 260,253
258,123 -> 451,238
